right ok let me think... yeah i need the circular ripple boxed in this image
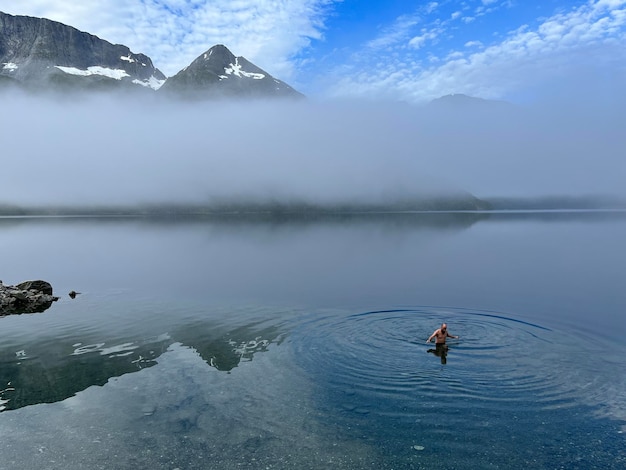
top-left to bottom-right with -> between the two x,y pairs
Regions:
291,307 -> 625,424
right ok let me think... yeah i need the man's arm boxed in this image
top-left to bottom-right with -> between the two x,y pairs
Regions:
447,332 -> 459,339
426,330 -> 438,343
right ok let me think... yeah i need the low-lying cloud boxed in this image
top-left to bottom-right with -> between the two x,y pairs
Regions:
1,92 -> 625,207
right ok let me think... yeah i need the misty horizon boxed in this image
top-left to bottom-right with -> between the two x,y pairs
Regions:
1,91 -> 625,208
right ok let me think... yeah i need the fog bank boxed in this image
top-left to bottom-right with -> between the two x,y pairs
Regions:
1,93 -> 624,207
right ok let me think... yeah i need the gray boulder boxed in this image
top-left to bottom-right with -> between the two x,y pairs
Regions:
0,280 -> 59,315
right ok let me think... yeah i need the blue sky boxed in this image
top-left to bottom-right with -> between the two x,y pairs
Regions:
1,1 -> 625,102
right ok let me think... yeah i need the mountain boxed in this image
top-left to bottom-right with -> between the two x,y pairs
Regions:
0,11 -> 165,92
0,12 -> 166,92
424,93 -> 521,126
428,93 -> 515,111
159,44 -> 303,99
0,11 -> 302,99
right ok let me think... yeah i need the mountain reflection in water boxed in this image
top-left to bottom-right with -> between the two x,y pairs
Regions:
0,315 -> 285,412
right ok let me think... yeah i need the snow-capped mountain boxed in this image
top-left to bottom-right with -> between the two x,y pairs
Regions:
0,11 -> 302,99
0,11 -> 166,92
159,44 -> 303,99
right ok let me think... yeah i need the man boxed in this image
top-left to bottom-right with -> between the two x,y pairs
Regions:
426,323 -> 458,364
426,323 -> 458,345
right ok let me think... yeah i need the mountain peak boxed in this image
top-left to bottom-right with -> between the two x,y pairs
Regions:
160,44 -> 303,100
205,44 -> 232,56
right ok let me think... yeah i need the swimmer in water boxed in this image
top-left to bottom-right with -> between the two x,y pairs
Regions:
426,323 -> 458,364
426,323 -> 458,345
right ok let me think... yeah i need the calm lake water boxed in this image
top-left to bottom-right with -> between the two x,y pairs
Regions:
1,211 -> 625,469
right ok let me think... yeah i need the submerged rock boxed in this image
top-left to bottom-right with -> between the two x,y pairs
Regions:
0,280 -> 59,315
69,290 -> 81,299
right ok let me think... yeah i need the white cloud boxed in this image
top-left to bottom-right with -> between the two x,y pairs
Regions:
0,0 -> 338,80
365,14 -> 422,50
425,2 -> 439,14
362,1 -> 457,52
408,28 -> 441,49
475,0 -> 509,17
326,0 -> 626,103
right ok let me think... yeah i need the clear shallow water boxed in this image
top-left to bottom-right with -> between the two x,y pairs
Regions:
0,212 -> 625,469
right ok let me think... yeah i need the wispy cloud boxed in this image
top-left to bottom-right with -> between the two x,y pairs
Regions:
326,0 -> 626,103
364,14 -> 422,50
362,2 -> 452,52
408,27 -> 443,49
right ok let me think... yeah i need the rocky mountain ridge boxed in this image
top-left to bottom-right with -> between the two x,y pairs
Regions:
0,11 -> 301,98
0,11 -> 165,92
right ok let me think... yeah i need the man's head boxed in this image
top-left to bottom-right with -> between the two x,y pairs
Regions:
441,323 -> 447,332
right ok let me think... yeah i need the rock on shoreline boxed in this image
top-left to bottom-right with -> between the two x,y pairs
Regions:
0,280 -> 59,315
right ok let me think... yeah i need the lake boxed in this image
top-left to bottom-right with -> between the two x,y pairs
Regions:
1,211 -> 625,469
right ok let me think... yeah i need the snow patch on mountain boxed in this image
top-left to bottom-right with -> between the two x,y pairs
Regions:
224,58 -> 265,80
2,62 -> 18,72
120,54 -> 148,67
55,66 -> 130,80
133,75 -> 166,90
